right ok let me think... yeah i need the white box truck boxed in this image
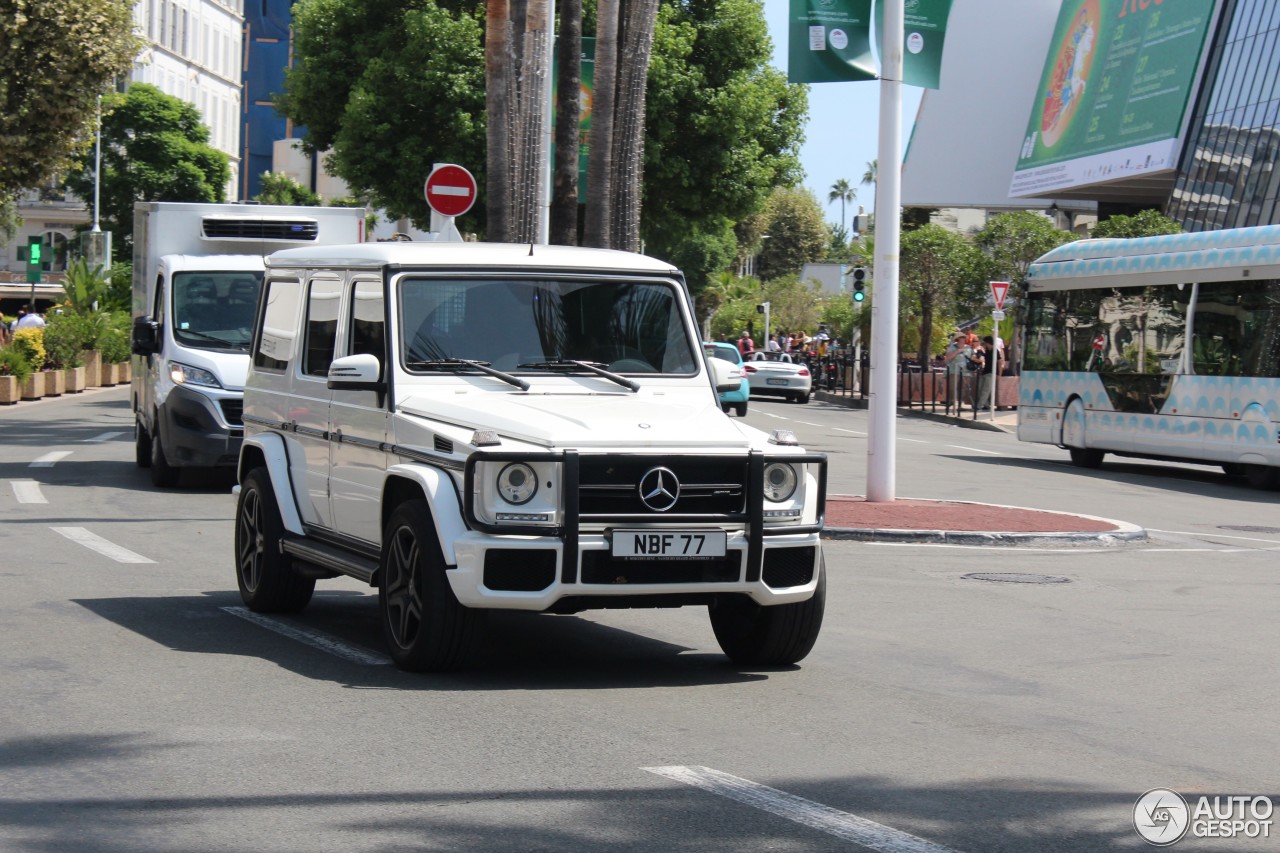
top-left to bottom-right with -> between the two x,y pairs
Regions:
130,202 -> 365,486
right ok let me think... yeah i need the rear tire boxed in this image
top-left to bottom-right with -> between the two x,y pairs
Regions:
135,420 -> 152,469
1068,448 -> 1105,469
380,500 -> 485,672
710,556 -> 825,666
150,424 -> 179,487
1245,464 -> 1279,490
235,468 -> 315,612
735,401 -> 748,417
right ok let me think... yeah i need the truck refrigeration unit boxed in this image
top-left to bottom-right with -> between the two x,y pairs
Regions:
130,201 -> 366,486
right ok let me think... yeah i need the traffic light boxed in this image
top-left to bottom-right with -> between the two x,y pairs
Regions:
26,236 -> 43,284
756,304 -> 765,314
851,266 -> 867,303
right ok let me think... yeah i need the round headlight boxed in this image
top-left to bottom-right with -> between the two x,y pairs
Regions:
497,463 -> 538,505
763,463 -> 798,503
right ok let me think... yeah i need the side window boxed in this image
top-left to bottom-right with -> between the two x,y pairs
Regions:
303,277 -> 343,377
349,279 -> 386,375
254,278 -> 301,372
153,275 -> 166,324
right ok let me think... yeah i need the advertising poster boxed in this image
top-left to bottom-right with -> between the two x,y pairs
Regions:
1010,0 -> 1217,198
787,0 -> 876,85
875,0 -> 953,90
552,37 -> 595,202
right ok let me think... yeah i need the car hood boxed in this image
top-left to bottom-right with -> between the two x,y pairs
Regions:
398,390 -> 754,449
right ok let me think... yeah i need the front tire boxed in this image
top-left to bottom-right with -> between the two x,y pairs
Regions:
1062,399 -> 1104,469
380,500 -> 485,672
150,422 -> 179,487
735,401 -> 748,417
710,556 -> 826,666
235,468 -> 315,612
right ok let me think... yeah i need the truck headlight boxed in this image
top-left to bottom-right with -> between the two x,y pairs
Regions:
169,361 -> 222,388
497,462 -> 538,505
762,463 -> 798,503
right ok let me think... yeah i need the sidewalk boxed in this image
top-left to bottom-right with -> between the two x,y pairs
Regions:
812,389 -> 1147,545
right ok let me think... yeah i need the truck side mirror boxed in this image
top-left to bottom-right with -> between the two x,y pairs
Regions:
327,353 -> 385,392
707,357 -> 742,393
131,317 -> 160,356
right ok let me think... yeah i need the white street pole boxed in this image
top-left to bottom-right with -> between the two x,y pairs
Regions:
537,0 -> 556,245
867,0 -> 903,502
92,95 -> 102,233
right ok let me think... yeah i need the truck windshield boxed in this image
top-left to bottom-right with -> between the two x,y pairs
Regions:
398,277 -> 699,375
172,271 -> 263,350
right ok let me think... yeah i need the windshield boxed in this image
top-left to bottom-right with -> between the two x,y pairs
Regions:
399,277 -> 699,374
172,271 -> 262,350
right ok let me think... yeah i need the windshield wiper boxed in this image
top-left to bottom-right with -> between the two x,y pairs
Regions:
405,358 -> 530,391
517,359 -> 640,392
178,328 -> 244,349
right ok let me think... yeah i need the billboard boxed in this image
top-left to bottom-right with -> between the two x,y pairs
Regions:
1009,0 -> 1217,198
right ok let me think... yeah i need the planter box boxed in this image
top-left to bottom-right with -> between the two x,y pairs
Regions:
0,375 -> 18,405
99,363 -> 116,386
117,361 -> 131,383
81,350 -> 102,387
65,366 -> 87,393
43,369 -> 66,397
20,372 -> 44,401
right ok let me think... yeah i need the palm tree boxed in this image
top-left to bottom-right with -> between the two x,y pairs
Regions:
827,179 -> 855,232
861,160 -> 877,189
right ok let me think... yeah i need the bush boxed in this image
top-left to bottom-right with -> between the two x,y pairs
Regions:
42,312 -> 90,368
97,311 -> 132,363
0,345 -> 35,383
11,327 -> 46,370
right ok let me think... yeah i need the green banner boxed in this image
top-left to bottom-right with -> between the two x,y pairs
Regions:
1010,0 -> 1216,197
552,36 -> 595,203
788,0 -> 876,85
876,0 -> 953,90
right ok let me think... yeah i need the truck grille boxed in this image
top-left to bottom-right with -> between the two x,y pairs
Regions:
219,399 -> 244,426
202,217 -> 319,241
578,456 -> 746,518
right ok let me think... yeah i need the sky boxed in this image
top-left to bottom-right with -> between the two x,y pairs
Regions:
763,0 -> 924,232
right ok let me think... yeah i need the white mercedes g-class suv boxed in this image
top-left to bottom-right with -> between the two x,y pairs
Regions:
235,241 -> 827,671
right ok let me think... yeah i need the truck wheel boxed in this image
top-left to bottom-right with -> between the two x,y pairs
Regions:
709,556 -> 826,666
380,500 -> 485,672
135,419 -> 152,469
235,468 -> 315,612
150,426 -> 179,487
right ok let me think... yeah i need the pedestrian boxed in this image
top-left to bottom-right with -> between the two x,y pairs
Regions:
977,336 -> 997,410
942,332 -> 973,411
736,330 -> 755,358
766,334 -> 781,352
14,305 -> 45,330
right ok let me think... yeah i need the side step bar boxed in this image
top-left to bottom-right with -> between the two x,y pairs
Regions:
282,536 -> 379,585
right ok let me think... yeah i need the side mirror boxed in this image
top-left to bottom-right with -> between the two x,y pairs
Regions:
327,353 -> 385,392
707,357 -> 742,393
131,316 -> 160,355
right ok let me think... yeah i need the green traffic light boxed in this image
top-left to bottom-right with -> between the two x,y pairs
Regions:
853,289 -> 865,302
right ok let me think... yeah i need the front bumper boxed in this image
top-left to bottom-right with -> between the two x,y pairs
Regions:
157,385 -> 244,468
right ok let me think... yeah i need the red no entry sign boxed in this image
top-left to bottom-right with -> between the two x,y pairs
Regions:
424,164 -> 477,218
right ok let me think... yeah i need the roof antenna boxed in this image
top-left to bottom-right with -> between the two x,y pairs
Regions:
528,242 -> 535,256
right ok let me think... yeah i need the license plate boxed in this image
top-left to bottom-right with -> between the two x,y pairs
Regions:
612,530 -> 727,559
766,377 -> 789,386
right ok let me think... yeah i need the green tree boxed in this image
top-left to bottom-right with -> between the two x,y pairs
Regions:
755,188 -> 828,282
254,172 -> 322,206
974,211 -> 1076,291
0,192 -> 20,243
827,179 -> 855,232
65,85 -> 229,254
900,224 -> 987,364
0,0 -> 138,196
642,0 -> 806,294
1091,209 -> 1183,239
278,0 -> 486,232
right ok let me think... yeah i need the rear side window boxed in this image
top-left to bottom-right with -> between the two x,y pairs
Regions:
254,278 -> 301,372
303,278 -> 343,377
350,279 -> 386,370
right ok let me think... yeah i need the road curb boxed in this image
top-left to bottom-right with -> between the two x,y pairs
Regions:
821,501 -> 1149,546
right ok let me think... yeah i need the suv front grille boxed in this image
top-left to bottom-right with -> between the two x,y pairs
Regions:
578,456 -> 745,518
580,551 -> 740,585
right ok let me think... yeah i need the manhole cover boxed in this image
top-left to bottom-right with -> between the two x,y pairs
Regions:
1218,525 -> 1280,534
963,572 -> 1071,584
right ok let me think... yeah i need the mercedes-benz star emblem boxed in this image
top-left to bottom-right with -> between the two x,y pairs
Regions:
638,467 -> 680,512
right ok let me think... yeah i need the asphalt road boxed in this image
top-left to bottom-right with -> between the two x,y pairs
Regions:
1,388 -> 1277,852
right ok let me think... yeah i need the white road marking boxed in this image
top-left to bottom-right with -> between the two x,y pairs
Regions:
762,412 -> 788,419
794,421 -> 821,426
51,527 -> 154,564
1148,528 -> 1280,544
944,444 -> 1001,456
833,428 -> 866,436
84,431 -> 125,443
30,451 -> 72,468
643,766 -> 957,853
898,438 -> 927,444
221,606 -> 391,666
10,480 -> 47,504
